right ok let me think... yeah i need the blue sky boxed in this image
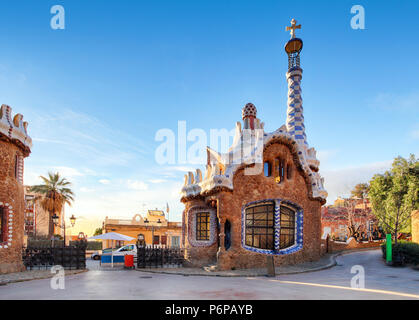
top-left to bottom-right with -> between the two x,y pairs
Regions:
0,0 -> 418,235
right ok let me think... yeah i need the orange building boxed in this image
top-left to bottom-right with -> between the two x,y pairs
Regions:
102,210 -> 182,249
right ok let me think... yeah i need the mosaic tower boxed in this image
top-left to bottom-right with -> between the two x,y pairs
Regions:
285,19 -> 307,146
0,104 -> 32,273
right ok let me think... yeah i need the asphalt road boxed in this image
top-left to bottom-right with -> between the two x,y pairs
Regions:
0,249 -> 418,300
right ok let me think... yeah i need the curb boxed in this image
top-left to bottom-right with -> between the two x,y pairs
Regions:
0,269 -> 88,286
135,253 -> 339,278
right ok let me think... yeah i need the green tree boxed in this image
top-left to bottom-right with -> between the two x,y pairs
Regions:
369,154 -> 419,244
93,227 -> 103,236
351,183 -> 369,199
29,172 -> 75,238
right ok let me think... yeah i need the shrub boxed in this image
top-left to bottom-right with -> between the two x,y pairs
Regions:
381,241 -> 419,266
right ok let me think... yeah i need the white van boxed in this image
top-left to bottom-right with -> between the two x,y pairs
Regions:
113,244 -> 137,256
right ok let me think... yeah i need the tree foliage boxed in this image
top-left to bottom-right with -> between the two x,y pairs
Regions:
351,183 -> 369,199
93,228 -> 103,236
369,154 -> 419,243
29,172 -> 75,237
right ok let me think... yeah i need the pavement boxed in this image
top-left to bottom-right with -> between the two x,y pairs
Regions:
0,249 -> 418,299
0,268 -> 87,286
136,252 -> 337,277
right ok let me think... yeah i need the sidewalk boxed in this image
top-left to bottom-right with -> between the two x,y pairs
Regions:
136,253 -> 338,277
0,269 -> 87,285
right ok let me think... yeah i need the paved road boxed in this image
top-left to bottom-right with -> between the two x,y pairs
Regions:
0,249 -> 418,299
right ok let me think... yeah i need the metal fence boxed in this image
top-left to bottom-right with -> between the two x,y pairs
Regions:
136,245 -> 184,268
22,242 -> 87,270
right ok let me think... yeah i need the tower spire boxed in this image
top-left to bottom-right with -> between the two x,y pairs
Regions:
284,19 -> 307,146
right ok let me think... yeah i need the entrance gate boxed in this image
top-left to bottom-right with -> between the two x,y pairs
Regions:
136,244 -> 184,268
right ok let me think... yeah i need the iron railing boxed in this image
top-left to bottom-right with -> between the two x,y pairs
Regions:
22,241 -> 87,270
136,245 -> 184,268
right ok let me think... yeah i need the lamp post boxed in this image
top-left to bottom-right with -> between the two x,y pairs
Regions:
52,213 -> 76,246
144,218 -> 162,246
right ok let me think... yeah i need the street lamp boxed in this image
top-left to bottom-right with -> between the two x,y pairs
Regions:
144,218 -> 162,246
52,213 -> 77,246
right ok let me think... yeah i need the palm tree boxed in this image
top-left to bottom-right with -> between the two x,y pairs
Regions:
29,172 -> 75,238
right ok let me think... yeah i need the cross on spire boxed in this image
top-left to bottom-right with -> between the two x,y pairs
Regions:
286,18 -> 301,39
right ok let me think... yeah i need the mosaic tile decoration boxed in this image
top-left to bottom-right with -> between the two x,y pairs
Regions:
286,68 -> 307,146
0,104 -> 32,151
187,206 -> 217,247
241,198 -> 303,256
0,202 -> 14,249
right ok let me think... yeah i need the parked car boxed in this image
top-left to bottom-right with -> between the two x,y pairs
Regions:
112,244 -> 137,256
91,247 -> 121,260
91,251 -> 101,260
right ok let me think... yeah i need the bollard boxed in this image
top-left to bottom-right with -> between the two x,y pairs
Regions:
386,234 -> 392,265
266,256 -> 275,277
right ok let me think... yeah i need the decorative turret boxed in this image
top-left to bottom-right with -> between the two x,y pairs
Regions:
285,19 -> 307,146
242,103 -> 257,130
242,103 -> 264,131
0,104 -> 32,155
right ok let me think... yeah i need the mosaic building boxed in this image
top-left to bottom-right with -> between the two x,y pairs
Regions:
180,20 -> 328,270
0,104 -> 32,274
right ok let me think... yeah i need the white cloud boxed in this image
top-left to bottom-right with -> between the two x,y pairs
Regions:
369,92 -> 419,111
322,160 -> 392,204
317,149 -> 339,166
149,179 -> 167,184
99,179 -> 111,185
52,166 -> 84,178
127,180 -> 149,191
80,187 -> 94,193
410,129 -> 419,140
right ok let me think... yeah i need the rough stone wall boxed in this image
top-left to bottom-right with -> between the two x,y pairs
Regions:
321,238 -> 384,254
0,139 -> 26,274
412,210 -> 419,244
182,198 -> 219,267
183,142 -> 323,270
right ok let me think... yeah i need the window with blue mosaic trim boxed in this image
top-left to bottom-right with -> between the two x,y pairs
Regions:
244,201 -> 297,252
245,202 -> 275,250
279,205 -> 295,249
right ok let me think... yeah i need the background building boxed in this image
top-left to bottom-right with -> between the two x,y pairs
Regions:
0,104 -> 32,274
102,210 -> 182,248
23,186 -> 64,239
321,198 -> 382,242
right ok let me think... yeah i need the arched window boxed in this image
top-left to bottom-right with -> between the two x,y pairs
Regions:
244,201 -> 298,253
196,212 -> 210,241
287,163 -> 293,180
224,220 -> 231,250
279,205 -> 296,249
264,162 -> 272,177
0,207 -> 5,243
275,158 -> 285,183
245,202 -> 275,250
14,155 -> 19,179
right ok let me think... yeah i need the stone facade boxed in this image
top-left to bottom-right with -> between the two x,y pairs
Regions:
0,104 -> 32,274
180,23 -> 328,270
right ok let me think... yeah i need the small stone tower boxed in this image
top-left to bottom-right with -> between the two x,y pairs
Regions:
0,104 -> 32,274
285,19 -> 307,146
